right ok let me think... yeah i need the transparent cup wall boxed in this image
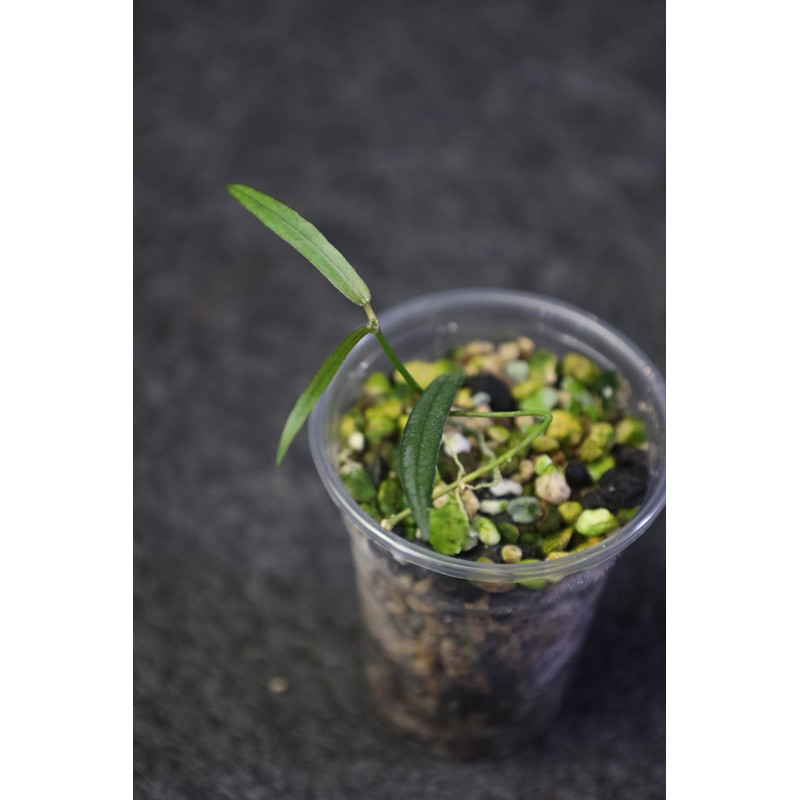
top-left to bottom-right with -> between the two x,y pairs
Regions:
348,519 -> 613,758
310,290 -> 666,758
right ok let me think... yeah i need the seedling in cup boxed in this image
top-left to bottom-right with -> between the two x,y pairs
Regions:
227,185 -> 664,758
227,184 -> 554,543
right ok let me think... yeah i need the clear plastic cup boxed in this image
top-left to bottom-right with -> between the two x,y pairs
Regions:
309,289 -> 666,759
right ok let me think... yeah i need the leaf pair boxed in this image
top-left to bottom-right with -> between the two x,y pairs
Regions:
278,341 -> 466,538
228,184 -> 374,464
279,329 -> 467,537
227,184 -> 551,535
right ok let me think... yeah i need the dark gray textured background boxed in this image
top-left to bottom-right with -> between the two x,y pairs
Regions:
134,1 -> 665,797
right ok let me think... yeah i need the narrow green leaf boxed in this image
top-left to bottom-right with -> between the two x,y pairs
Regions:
227,184 -> 371,306
397,371 -> 465,537
277,326 -> 371,466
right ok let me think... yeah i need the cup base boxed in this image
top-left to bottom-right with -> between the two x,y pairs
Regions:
364,638 -> 574,760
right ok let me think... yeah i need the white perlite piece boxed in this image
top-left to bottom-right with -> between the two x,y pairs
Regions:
534,471 -> 572,504
489,479 -> 524,497
479,499 -> 507,516
346,431 -> 365,451
443,431 -> 472,456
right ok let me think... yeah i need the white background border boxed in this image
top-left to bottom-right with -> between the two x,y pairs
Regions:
1,2 -> 132,797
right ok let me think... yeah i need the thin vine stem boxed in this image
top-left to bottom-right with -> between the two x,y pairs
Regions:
450,409 -> 545,418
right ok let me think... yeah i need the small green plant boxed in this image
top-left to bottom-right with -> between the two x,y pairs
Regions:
227,184 -> 552,539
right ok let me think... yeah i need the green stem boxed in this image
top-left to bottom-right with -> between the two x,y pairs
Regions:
381,411 -> 553,530
450,409 -> 547,419
373,328 -> 424,394
362,302 -> 379,328
361,302 -> 424,394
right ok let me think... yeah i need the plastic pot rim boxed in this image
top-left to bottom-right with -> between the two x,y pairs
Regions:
308,287 -> 666,582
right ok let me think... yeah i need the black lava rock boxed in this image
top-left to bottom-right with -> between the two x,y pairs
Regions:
580,489 -> 611,509
598,465 -> 649,511
565,461 -> 593,489
364,451 -> 387,487
465,374 -> 515,412
610,443 -> 648,469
